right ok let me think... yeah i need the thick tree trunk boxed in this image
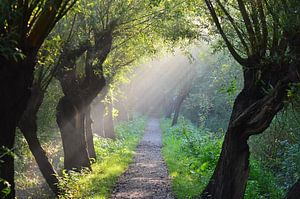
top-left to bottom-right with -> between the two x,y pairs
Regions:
201,129 -> 250,199
0,116 -> 17,199
103,102 -> 116,139
56,96 -> 91,171
201,68 -> 290,198
201,88 -> 259,199
18,84 -> 61,195
285,178 -> 300,199
0,57 -> 35,198
85,106 -> 96,160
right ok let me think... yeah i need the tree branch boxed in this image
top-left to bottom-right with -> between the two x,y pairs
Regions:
216,0 -> 250,55
204,0 -> 247,66
237,0 -> 257,51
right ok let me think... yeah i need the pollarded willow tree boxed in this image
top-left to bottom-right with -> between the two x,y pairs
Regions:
0,1 -> 75,198
53,0 -> 157,170
198,0 -> 300,198
54,0 -> 198,171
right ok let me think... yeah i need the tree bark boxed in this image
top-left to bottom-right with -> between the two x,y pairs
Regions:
55,23 -> 113,170
201,122 -> 250,199
0,116 -> 17,199
0,56 -> 35,198
18,84 -> 61,195
85,105 -> 96,160
201,66 -> 292,199
56,96 -> 91,171
201,89 -> 260,199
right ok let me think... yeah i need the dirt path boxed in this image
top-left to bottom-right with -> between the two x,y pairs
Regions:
111,118 -> 174,199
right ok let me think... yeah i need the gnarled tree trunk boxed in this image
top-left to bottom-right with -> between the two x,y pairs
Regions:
201,67 -> 293,199
56,96 -> 91,171
55,22 -> 113,171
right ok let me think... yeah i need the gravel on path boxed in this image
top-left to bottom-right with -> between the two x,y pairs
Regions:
110,118 -> 174,199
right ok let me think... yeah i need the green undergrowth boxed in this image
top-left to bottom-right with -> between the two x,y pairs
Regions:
58,117 -> 146,199
161,118 -> 284,199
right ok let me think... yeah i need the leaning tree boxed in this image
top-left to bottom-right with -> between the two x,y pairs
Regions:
0,1 -> 75,198
199,0 -> 300,198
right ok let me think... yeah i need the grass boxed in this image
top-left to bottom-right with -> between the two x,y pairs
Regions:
161,118 -> 222,198
58,117 -> 146,198
161,117 -> 284,199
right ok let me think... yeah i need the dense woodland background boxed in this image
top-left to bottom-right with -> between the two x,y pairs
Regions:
0,0 -> 300,198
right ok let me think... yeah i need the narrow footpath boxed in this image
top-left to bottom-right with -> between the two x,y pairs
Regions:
111,118 -> 174,199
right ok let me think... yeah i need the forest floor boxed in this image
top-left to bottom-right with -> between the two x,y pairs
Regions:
110,118 -> 174,199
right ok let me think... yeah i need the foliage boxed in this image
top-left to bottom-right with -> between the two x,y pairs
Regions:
37,79 -> 63,138
0,146 -> 13,197
245,159 -> 284,199
0,0 -> 75,60
0,178 -> 11,198
161,118 -> 221,198
161,118 -> 284,199
8,0 -> 300,198
180,46 -> 242,130
58,117 -> 146,198
249,100 -> 300,192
